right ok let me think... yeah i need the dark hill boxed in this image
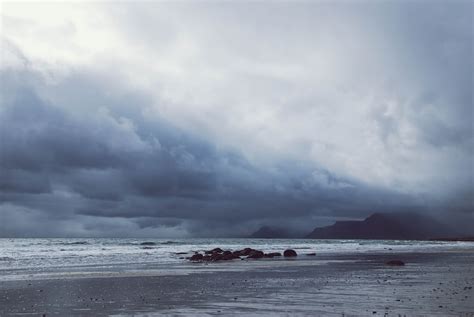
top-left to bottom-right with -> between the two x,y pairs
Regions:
306,212 -> 457,240
250,226 -> 300,239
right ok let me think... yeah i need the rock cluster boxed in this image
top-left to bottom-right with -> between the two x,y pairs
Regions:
187,248 -> 298,262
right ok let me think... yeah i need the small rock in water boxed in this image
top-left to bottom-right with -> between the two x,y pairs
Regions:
283,249 -> 297,257
264,252 -> 282,258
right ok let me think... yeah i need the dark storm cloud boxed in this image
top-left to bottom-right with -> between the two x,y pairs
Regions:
0,169 -> 51,194
1,1 -> 472,237
1,71 -> 219,198
0,66 -> 427,237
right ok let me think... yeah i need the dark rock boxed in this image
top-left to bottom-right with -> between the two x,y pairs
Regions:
189,252 -> 240,262
283,249 -> 297,257
187,247 -> 296,262
247,250 -> 264,259
205,247 -> 224,255
210,253 -> 224,261
189,253 -> 204,261
386,260 -> 405,266
175,252 -> 188,255
222,253 -> 236,261
239,248 -> 254,256
232,250 -> 243,257
306,253 -> 316,256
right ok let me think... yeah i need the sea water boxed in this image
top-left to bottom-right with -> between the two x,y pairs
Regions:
0,238 -> 471,281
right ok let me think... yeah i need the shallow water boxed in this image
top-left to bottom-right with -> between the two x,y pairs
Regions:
0,238 -> 472,281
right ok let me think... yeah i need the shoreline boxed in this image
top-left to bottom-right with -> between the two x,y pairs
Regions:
2,244 -> 473,282
1,251 -> 473,316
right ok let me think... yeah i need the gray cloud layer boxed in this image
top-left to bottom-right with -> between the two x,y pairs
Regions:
1,1 -> 472,237
0,67 -> 427,237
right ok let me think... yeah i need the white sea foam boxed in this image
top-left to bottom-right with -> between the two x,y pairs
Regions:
0,238 -> 471,281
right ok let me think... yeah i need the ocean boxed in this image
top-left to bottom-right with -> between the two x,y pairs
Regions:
1,238 -> 471,282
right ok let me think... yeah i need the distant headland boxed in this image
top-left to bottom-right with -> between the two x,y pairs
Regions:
251,212 -> 469,241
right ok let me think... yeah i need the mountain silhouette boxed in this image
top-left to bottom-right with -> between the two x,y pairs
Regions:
306,212 -> 457,240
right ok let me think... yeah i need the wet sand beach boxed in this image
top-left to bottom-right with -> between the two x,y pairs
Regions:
1,251 -> 473,316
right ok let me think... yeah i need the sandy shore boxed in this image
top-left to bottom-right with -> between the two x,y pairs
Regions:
1,251 -> 473,316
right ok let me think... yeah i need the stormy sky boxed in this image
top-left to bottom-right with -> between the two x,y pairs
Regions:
0,1 -> 472,237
